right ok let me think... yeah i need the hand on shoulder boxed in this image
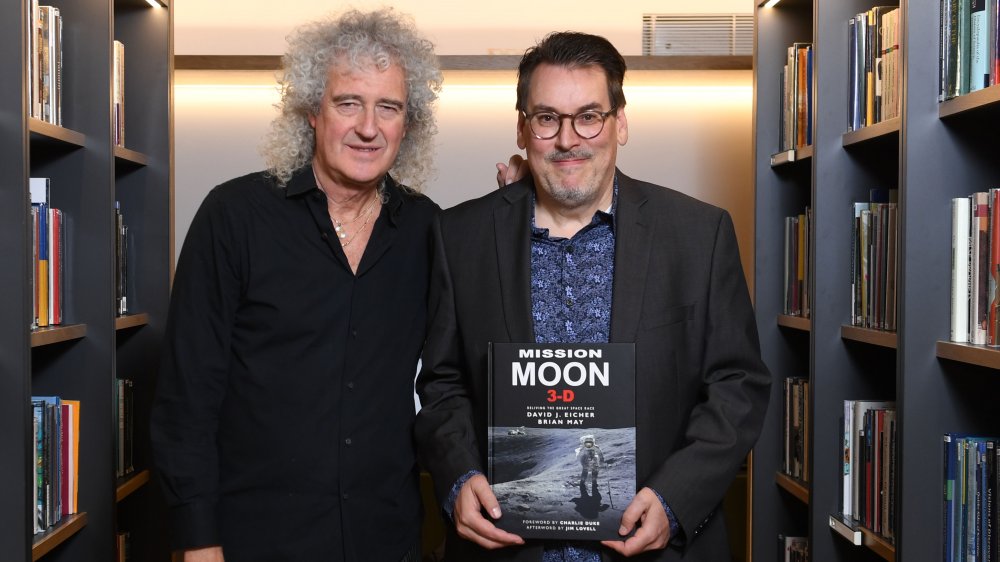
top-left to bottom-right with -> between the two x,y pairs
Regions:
496,155 -> 528,188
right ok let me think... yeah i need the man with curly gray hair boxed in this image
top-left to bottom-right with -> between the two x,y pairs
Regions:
151,9 -> 441,562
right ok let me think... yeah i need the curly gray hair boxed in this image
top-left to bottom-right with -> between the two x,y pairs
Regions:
259,8 -> 442,191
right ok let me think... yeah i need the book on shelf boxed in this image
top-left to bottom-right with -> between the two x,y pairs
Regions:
115,202 -> 130,316
115,378 -> 135,478
777,534 -> 809,562
943,434 -> 999,562
488,343 -> 636,540
950,188 -> 1000,344
27,3 -> 62,124
972,192 -> 990,345
847,7 -> 901,131
783,208 -> 811,318
778,43 -> 813,153
851,189 -> 898,331
59,400 -> 79,517
30,177 -> 65,329
842,399 -> 896,541
113,40 -> 125,147
941,0 -> 1000,100
31,395 -> 78,534
782,377 -> 809,482
953,197 -> 972,343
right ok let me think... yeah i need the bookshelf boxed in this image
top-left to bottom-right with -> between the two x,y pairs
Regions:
0,0 -> 172,560
754,0 -> 1000,561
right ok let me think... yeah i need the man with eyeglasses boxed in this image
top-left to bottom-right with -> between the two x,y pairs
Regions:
415,31 -> 770,561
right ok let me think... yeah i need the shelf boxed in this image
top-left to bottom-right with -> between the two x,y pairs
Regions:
28,118 -> 86,148
939,84 -> 1000,118
829,513 -> 862,545
936,341 -> 1000,369
777,314 -> 810,331
828,514 -> 895,560
113,145 -> 149,167
116,469 -> 150,502
31,512 -> 88,561
769,145 -> 813,167
860,526 -> 896,562
30,324 -> 87,348
174,54 -> 753,72
840,325 -> 898,349
115,313 -> 149,331
774,472 -> 809,504
842,117 -> 900,147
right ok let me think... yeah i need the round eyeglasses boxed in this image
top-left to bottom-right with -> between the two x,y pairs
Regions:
522,108 -> 617,140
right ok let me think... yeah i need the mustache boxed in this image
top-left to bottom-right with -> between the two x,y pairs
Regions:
546,150 -> 592,162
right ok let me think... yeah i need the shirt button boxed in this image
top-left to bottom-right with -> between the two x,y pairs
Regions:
352,330 -> 358,337
565,299 -> 573,307
345,437 -> 352,446
567,246 -> 574,254
346,381 -> 355,390
342,492 -> 349,500
321,232 -> 328,240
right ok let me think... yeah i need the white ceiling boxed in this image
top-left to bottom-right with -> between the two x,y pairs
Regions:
175,0 -> 754,56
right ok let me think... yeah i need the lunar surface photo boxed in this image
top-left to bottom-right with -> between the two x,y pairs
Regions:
489,426 -> 636,540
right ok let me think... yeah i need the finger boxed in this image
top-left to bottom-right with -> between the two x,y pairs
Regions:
504,155 -> 526,185
495,163 -> 508,188
601,539 -> 628,556
456,512 -> 524,549
617,495 -> 650,536
470,476 -> 503,519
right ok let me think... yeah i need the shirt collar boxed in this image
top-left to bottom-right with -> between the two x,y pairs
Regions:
286,165 -> 405,227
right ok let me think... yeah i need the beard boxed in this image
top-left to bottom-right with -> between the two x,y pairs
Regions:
540,149 -> 603,208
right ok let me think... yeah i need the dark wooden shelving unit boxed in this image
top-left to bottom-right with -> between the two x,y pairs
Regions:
840,325 -> 898,349
777,314 -> 811,331
116,469 -> 151,502
774,472 -> 809,503
30,513 -> 88,561
1,0 -> 172,559
755,1 -> 1000,561
30,324 -> 88,348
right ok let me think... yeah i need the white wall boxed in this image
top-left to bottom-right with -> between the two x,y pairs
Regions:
174,69 -> 754,287
176,0 -> 754,56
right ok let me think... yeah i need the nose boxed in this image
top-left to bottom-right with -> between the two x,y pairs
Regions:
554,115 -> 580,151
355,107 -> 378,140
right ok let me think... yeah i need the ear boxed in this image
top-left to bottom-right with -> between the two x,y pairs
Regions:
615,108 -> 628,146
308,112 -> 317,129
516,111 -> 527,150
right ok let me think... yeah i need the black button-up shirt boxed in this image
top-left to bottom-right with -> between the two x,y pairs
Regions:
151,166 -> 439,561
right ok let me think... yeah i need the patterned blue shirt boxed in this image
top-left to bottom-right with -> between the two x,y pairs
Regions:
532,187 -> 614,562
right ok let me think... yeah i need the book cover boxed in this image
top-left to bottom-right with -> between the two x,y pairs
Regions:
782,535 -> 808,562
488,343 -> 636,540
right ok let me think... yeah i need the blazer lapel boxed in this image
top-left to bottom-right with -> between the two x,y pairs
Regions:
493,182 -> 535,343
610,172 -> 653,343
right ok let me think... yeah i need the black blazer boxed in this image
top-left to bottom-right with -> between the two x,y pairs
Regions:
414,171 -> 771,561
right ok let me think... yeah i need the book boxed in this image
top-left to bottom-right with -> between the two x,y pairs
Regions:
953,197 -> 971,342
488,343 -> 636,540
971,192 -> 991,344
990,188 -> 1000,345
60,400 -> 79,515
781,535 -> 808,562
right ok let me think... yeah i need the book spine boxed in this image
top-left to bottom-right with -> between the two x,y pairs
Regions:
954,197 -> 972,342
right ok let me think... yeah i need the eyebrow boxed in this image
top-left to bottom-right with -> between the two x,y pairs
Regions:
331,94 -> 405,109
529,102 -> 605,113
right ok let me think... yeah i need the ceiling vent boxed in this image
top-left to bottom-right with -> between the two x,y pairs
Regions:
642,14 -> 753,56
